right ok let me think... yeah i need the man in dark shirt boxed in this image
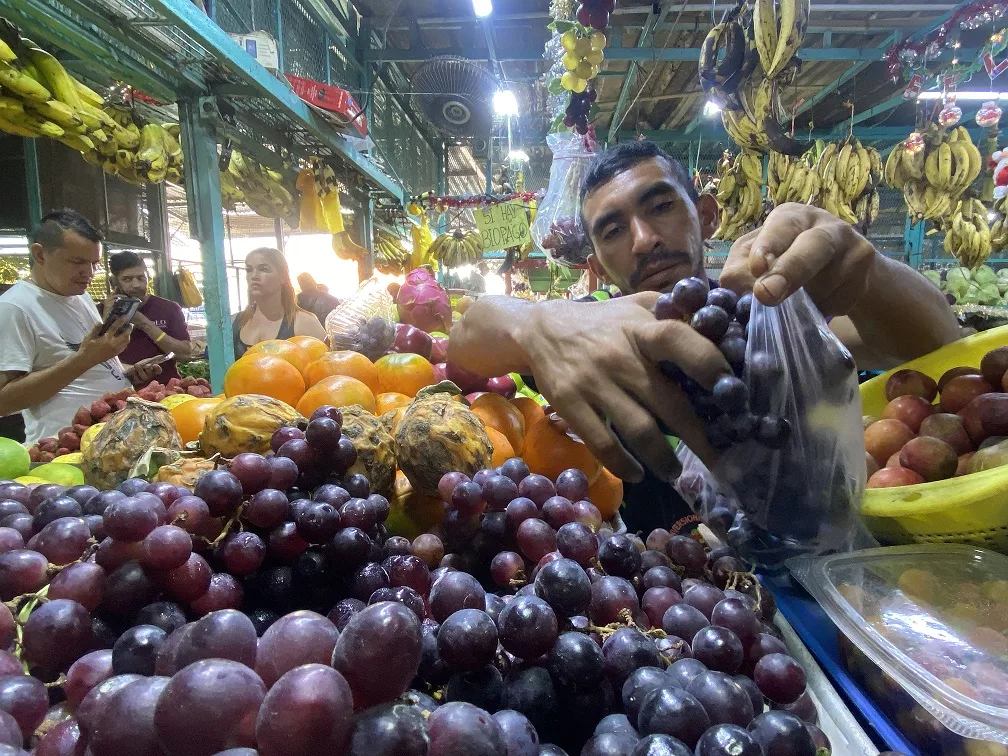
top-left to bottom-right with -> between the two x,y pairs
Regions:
296,273 -> 341,328
449,141 -> 960,535
109,251 -> 196,383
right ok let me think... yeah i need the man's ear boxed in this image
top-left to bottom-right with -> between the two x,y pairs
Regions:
697,193 -> 720,241
587,253 -> 609,283
28,243 -> 45,267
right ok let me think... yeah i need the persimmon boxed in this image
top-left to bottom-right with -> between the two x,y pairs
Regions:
224,354 -> 305,407
296,375 -> 376,416
304,351 -> 379,392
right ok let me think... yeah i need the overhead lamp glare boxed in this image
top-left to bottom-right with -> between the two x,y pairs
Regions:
473,0 -> 492,17
494,89 -> 519,117
703,100 -> 721,117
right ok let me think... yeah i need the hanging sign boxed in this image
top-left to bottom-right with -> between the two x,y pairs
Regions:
472,200 -> 531,252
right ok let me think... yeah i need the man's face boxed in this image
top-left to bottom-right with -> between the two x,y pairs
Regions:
114,264 -> 150,300
32,229 -> 101,297
582,157 -> 719,294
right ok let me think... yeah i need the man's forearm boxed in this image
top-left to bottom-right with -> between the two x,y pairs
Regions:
448,296 -> 536,376
138,322 -> 193,358
0,352 -> 93,416
848,252 -> 960,363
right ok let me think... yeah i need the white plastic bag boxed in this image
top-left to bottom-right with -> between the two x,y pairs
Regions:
325,277 -> 397,360
531,131 -> 597,266
675,288 -> 867,568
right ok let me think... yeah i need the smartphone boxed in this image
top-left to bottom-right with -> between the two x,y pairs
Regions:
99,296 -> 142,336
137,352 -> 175,367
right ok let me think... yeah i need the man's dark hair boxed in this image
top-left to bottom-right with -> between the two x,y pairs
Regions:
109,250 -> 145,275
579,141 -> 700,209
29,209 -> 103,249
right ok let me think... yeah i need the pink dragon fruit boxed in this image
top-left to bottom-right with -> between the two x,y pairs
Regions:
397,268 -> 452,334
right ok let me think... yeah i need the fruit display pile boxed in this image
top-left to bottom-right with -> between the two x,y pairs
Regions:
0,411 -> 830,754
864,345 -> 1008,488
25,379 -> 212,466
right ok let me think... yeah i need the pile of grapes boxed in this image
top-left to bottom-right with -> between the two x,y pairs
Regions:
562,86 -> 597,136
657,277 -> 861,568
0,403 -> 831,755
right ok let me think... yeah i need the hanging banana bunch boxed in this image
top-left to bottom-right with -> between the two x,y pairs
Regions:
885,125 -> 984,224
429,230 -> 483,267
990,193 -> 1008,254
711,149 -> 766,241
226,150 -> 299,227
752,0 -> 811,80
409,214 -> 436,271
374,233 -> 410,275
944,198 -> 992,269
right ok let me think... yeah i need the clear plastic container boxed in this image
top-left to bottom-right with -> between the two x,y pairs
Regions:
792,544 -> 1008,754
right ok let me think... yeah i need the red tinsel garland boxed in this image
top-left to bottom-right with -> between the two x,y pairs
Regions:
411,191 -> 543,210
885,0 -> 1008,79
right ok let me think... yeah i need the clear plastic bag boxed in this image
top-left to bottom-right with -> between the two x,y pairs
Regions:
325,277 -> 397,360
531,131 -> 597,267
675,288 -> 867,568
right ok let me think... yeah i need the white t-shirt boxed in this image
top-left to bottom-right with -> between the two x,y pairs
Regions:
0,280 -> 131,443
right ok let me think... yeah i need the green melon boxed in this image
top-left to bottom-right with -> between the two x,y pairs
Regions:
0,438 -> 30,480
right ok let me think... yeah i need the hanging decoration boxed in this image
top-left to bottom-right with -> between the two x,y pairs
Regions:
977,99 -> 1003,127
885,0 -> 1008,80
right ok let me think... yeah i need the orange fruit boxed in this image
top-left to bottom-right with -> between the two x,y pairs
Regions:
246,339 -> 311,374
374,353 -> 437,397
296,374 -> 376,417
224,354 -> 306,407
512,396 -> 546,432
523,414 -> 602,485
304,351 -> 379,392
587,466 -> 623,520
376,392 -> 413,415
287,335 -> 328,364
169,397 -> 223,445
471,393 -> 526,455
487,427 -> 515,468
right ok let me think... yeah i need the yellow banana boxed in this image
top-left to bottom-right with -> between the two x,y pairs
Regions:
31,99 -> 83,131
938,142 -> 952,189
137,123 -> 167,172
0,112 -> 39,137
23,45 -> 82,109
57,132 -> 95,153
0,61 -> 50,101
903,148 -> 925,181
768,0 -> 810,77
925,148 -> 942,188
753,0 -> 779,75
0,38 -> 16,63
73,80 -> 104,108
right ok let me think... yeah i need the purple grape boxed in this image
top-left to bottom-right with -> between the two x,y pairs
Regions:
752,653 -> 807,705
636,684 -> 710,747
706,288 -> 738,315
670,277 -> 708,317
691,306 -> 731,343
686,670 -> 755,727
712,375 -> 748,414
691,626 -> 745,674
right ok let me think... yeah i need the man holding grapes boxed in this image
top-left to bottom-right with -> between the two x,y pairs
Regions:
449,140 -> 959,534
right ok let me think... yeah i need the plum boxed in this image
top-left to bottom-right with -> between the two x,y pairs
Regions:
938,366 -> 980,391
881,396 -> 935,434
979,435 -> 1008,449
899,437 -> 958,482
955,453 -> 974,476
918,413 -> 973,455
866,467 -> 925,488
885,369 -> 938,403
940,375 -> 993,413
966,439 -> 1008,475
981,346 -> 1008,387
885,452 -> 902,469
865,451 -> 879,479
864,419 -> 915,467
976,393 -> 1008,438
862,415 -> 879,431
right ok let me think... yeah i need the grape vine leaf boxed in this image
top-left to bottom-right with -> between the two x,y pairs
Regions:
548,78 -> 565,95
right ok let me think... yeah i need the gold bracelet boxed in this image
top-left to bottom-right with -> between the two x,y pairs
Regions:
155,332 -> 166,343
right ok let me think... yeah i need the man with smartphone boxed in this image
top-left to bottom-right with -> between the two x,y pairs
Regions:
0,210 -> 162,443
109,251 -> 199,383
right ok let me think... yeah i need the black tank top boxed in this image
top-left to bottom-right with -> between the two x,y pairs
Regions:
232,314 -> 296,358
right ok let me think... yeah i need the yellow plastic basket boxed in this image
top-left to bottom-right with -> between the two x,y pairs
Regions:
859,325 -> 1008,552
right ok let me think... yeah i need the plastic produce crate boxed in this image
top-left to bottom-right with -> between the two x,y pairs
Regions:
793,544 -> 1008,755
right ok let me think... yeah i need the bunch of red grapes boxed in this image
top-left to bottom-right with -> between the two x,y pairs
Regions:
563,86 -> 597,136
655,277 -> 790,453
0,398 -> 831,755
576,0 -> 616,31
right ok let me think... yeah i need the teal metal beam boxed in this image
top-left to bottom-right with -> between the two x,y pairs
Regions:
364,45 -> 974,64
795,32 -> 898,117
178,98 -> 233,393
831,93 -> 906,135
608,8 -> 664,141
23,140 -> 41,230
144,0 -> 403,203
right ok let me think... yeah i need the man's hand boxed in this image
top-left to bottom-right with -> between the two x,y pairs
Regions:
720,203 -> 875,316
132,311 -> 154,329
78,321 -> 131,368
126,357 -> 162,386
516,294 -> 730,483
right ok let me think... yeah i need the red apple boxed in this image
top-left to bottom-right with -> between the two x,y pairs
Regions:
867,467 -> 926,488
393,323 -> 433,360
433,362 -> 447,383
485,375 -> 517,398
431,336 -> 449,364
445,361 -> 490,393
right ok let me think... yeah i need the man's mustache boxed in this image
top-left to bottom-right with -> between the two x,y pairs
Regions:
629,250 -> 694,290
